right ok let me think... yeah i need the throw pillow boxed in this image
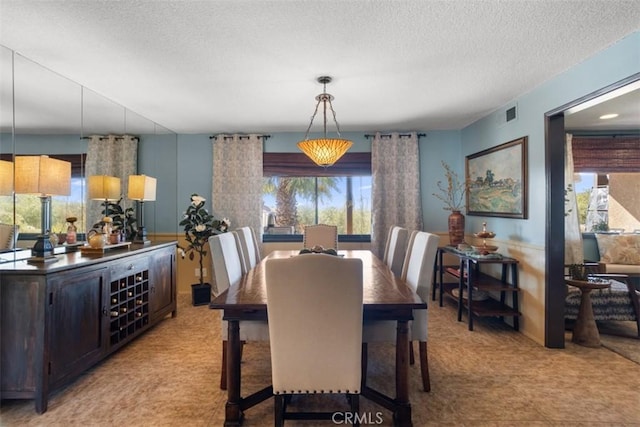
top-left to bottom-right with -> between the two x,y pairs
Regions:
595,233 -> 640,265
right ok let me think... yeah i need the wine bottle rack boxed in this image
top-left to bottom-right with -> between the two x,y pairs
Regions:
108,267 -> 150,346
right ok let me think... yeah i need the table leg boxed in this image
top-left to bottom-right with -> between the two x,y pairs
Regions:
394,319 -> 413,427
457,260 -> 465,322
511,264 -> 520,331
467,261 -> 474,331
572,289 -> 601,347
224,319 -> 244,426
438,250 -> 444,307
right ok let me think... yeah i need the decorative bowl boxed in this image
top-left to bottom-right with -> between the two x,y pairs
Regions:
474,231 -> 496,239
472,244 -> 498,255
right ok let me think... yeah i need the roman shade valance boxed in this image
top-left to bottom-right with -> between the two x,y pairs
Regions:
572,136 -> 640,173
263,152 -> 371,177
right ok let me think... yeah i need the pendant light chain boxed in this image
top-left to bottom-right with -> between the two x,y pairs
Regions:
297,75 -> 353,167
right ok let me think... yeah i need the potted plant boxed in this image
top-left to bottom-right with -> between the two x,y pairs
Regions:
178,194 -> 230,306
96,198 -> 137,242
432,161 -> 469,246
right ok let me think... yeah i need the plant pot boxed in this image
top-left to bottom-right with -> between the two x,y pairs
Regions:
448,210 -> 465,246
191,283 -> 212,306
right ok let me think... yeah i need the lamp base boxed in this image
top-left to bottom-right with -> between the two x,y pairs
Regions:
132,226 -> 151,245
30,234 -> 58,261
27,255 -> 59,264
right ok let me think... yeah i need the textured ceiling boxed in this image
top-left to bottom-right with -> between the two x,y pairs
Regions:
1,0 -> 639,134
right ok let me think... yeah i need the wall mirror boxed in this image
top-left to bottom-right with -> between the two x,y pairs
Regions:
0,44 -> 178,261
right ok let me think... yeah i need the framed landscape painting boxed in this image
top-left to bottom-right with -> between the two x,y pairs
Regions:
465,136 -> 528,219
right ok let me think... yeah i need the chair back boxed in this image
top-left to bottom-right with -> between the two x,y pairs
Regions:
383,226 -> 409,277
303,224 -> 338,250
0,223 -> 19,250
209,232 -> 245,297
235,226 -> 261,273
401,230 -> 440,340
265,253 -> 363,394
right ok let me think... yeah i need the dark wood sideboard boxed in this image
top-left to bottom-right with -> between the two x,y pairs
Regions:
0,241 -> 177,413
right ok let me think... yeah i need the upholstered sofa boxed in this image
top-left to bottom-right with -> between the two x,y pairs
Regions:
583,232 -> 640,282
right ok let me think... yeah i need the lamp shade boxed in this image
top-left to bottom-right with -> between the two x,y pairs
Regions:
88,175 -> 121,200
297,138 -> 353,167
15,155 -> 71,196
128,175 -> 156,201
0,160 -> 13,196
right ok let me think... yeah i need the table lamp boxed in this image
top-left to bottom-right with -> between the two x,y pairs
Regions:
88,175 -> 121,217
128,174 -> 156,245
0,159 -> 13,196
15,155 -> 71,262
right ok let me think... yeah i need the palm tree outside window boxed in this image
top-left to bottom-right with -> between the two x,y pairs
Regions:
262,152 -> 372,236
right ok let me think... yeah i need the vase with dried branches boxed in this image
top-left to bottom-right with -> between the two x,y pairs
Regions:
433,161 -> 468,246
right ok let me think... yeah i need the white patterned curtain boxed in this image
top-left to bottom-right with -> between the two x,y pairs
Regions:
371,132 -> 423,258
212,134 -> 264,247
565,133 -> 583,265
85,135 -> 138,231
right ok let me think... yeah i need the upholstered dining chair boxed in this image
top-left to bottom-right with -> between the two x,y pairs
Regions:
0,223 -> 18,250
382,225 -> 410,277
234,226 -> 261,274
362,230 -> 440,392
209,232 -> 270,390
303,224 -> 338,250
265,253 -> 363,426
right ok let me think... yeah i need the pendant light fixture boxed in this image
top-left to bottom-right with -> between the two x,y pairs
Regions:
297,76 -> 353,167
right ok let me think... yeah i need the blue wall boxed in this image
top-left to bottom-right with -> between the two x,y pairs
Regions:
6,133 -> 176,234
174,130 -> 462,233
6,31 -> 639,238
171,33 -> 639,239
460,31 -> 640,246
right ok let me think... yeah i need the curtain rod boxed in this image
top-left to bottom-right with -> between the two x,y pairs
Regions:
209,134 -> 271,140
364,133 -> 426,139
81,135 -> 139,141
571,132 -> 639,138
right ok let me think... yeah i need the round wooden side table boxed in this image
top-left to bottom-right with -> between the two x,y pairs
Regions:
566,278 -> 611,347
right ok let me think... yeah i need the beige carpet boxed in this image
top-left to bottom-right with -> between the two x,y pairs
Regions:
2,295 -> 640,426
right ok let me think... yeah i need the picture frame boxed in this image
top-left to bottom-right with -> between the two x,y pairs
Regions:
465,136 -> 528,219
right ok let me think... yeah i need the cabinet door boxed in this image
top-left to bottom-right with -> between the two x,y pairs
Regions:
149,246 -> 176,321
48,267 -> 108,387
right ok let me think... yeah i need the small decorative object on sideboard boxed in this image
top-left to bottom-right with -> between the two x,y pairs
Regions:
65,216 -> 77,244
472,222 -> 498,255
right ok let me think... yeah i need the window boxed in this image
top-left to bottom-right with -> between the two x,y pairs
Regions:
573,172 -> 598,231
263,153 -> 371,237
572,136 -> 640,233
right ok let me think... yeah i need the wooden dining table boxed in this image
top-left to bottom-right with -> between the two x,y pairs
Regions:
209,249 -> 427,427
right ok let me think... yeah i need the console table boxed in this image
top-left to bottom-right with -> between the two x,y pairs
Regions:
0,241 -> 177,413
434,246 -> 521,331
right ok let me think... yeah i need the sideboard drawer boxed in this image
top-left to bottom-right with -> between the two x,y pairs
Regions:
110,256 -> 149,280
